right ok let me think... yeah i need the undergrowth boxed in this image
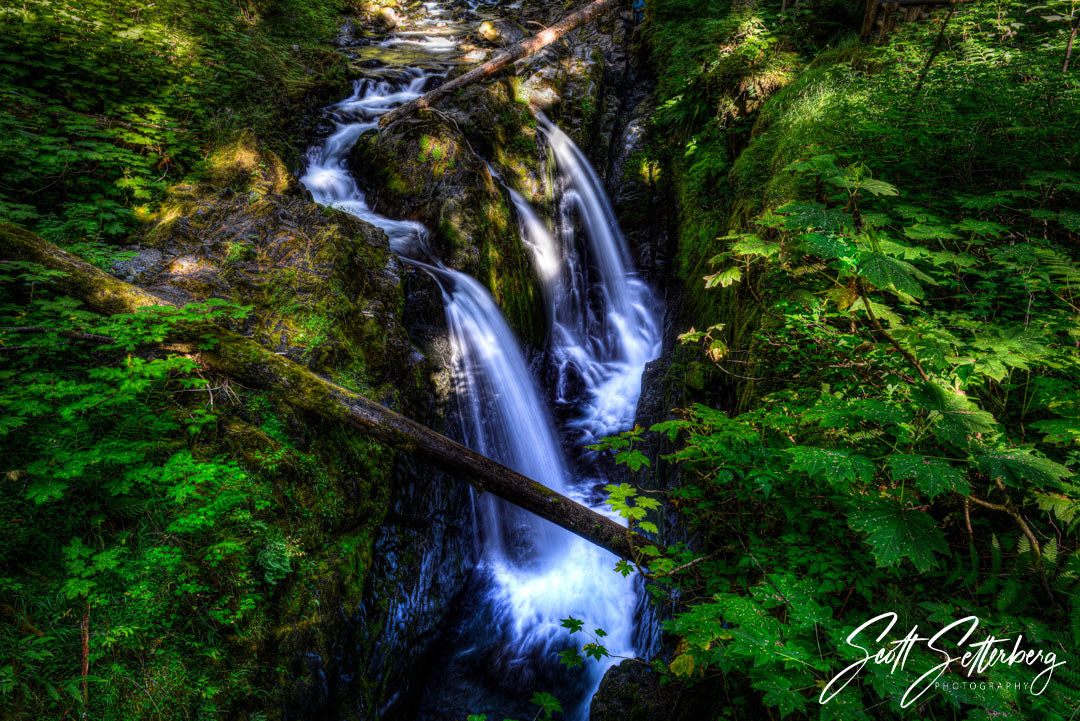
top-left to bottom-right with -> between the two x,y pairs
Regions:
0,0 -> 353,247
576,1 -> 1080,718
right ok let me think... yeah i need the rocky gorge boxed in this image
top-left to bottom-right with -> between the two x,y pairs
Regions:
6,1 -> 1078,720
105,0 -> 680,717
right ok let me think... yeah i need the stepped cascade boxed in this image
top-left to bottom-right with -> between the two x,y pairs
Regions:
299,3 -> 661,717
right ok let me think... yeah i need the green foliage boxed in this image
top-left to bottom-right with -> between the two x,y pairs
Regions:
612,1 -> 1080,717
590,428 -> 662,536
623,154 -> 1080,716
0,260 -> 379,718
558,618 -> 610,672
0,0 -> 349,244
530,691 -> 564,721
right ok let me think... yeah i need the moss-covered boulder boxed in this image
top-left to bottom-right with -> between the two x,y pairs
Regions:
350,102 -> 544,342
130,137 -> 414,406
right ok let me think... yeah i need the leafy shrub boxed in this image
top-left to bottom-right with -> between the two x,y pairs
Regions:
597,1 -> 1080,717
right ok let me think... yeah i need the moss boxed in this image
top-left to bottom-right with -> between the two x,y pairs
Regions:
351,103 -> 545,343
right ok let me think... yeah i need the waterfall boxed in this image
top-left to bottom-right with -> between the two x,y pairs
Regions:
516,115 -> 663,444
426,264 -> 568,563
299,8 -> 662,718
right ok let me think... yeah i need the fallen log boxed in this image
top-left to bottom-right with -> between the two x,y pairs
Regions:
378,0 -> 622,128
1,223 -> 655,562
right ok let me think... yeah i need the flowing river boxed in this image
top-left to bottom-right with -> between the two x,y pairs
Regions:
300,3 -> 661,717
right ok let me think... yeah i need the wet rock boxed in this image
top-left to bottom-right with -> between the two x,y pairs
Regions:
349,107 -> 544,343
130,130 -> 476,721
112,247 -> 161,280
478,18 -> 523,46
336,19 -> 361,47
589,659 -> 722,721
204,129 -> 297,195
373,7 -> 401,32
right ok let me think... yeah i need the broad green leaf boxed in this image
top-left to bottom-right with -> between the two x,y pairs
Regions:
650,419 -> 685,441
877,238 -> 929,260
752,574 -> 830,627
848,296 -> 903,326
731,234 -> 781,259
530,691 -> 563,716
759,676 -> 807,718
1030,418 -> 1080,446
1056,209 -> 1080,232
911,382 -> 998,447
787,447 -> 875,487
1034,492 -> 1080,527
886,454 -> 970,498
614,449 -> 650,471
669,652 -> 695,677
801,232 -> 855,261
857,178 -> 899,197
705,265 -> 741,288
558,649 -> 584,668
26,478 -> 67,504
858,252 -> 927,298
61,578 -> 95,600
777,201 -> 851,231
953,218 -> 1008,237
976,450 -> 1073,489
803,396 -> 909,427
903,223 -> 959,241
560,617 -> 584,633
847,497 -> 948,572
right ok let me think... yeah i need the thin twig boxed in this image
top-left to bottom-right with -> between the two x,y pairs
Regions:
856,279 -> 929,381
968,491 -> 1054,600
646,550 -> 721,579
913,0 -> 958,98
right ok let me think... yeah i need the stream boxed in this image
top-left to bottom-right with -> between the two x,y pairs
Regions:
299,2 -> 662,717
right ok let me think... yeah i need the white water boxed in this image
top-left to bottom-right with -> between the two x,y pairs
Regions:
299,9 -> 660,718
514,115 -> 662,443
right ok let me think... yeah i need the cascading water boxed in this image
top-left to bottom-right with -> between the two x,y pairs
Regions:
299,6 -> 662,718
515,115 -> 663,443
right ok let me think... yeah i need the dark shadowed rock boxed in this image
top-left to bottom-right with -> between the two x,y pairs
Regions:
590,659 -> 722,721
336,19 -> 362,47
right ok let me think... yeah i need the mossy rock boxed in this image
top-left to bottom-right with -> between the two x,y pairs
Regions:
205,129 -> 295,194
350,105 -> 544,342
116,129 -> 465,718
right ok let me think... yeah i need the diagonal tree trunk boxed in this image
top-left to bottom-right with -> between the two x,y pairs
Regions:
1,223 -> 656,562
379,0 -> 623,128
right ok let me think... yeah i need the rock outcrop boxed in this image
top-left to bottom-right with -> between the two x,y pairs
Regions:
119,131 -> 475,719
589,658 -> 723,721
478,18 -> 524,46
350,96 -> 546,343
